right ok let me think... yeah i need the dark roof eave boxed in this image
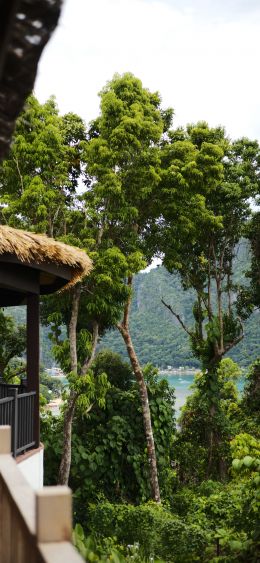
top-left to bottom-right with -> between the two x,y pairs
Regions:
0,0 -> 62,161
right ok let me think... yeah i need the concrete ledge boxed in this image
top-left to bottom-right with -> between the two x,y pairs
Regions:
39,543 -> 83,563
16,443 -> 44,464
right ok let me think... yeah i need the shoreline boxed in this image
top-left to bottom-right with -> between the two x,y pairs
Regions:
159,369 -> 197,376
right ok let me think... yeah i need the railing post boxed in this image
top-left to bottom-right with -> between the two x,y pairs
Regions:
36,486 -> 72,543
27,293 -> 40,448
0,425 -> 11,453
10,388 -> 18,458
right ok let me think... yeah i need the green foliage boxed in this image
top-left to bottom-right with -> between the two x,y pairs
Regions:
39,366 -> 63,404
93,349 -> 134,390
175,359 -> 244,483
40,371 -> 64,397
83,72 -> 168,256
87,501 -> 209,562
73,523 -> 125,562
68,368 -> 110,413
41,356 -> 175,508
231,432 -> 260,460
150,124 -> 260,476
0,310 -> 26,380
71,368 -> 175,511
217,358 -> 241,384
169,475 -> 260,561
41,246 -> 131,360
242,359 -> 260,420
0,95 -> 85,236
1,82 -> 260,561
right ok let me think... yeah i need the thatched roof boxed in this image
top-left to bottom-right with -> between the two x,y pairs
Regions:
0,225 -> 92,290
0,0 -> 62,161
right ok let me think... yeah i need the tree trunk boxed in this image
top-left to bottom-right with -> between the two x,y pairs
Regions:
117,278 -> 161,502
58,285 -> 81,486
216,277 -> 224,354
205,362 -> 227,480
207,404 -> 227,480
69,285 -> 81,372
118,323 -> 161,502
58,391 -> 77,485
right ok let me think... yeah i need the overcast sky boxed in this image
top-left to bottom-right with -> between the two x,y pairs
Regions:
35,0 -> 260,141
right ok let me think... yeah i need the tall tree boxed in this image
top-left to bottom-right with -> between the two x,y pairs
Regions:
83,73 -> 173,502
153,123 -> 260,476
0,95 -> 119,484
41,238 -> 131,484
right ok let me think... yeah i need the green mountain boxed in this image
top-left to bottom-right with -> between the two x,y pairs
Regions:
100,263 -> 260,369
6,240 -> 260,370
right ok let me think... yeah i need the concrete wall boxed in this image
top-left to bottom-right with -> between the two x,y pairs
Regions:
17,446 -> 44,489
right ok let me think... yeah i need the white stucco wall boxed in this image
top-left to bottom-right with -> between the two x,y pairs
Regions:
17,448 -> 44,489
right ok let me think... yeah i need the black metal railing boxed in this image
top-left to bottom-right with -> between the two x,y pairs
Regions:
0,380 -> 27,397
0,384 -> 36,458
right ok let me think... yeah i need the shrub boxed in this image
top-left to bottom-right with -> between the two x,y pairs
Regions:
87,501 -> 209,562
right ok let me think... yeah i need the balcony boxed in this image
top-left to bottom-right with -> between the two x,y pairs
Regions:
0,381 -> 36,458
0,426 -> 83,563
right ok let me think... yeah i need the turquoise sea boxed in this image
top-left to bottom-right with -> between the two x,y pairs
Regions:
159,372 -> 244,415
48,370 -> 244,417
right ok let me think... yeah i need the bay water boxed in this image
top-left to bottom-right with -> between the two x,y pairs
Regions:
159,371 -> 244,415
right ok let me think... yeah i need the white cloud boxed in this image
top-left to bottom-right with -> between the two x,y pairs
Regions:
35,0 -> 260,140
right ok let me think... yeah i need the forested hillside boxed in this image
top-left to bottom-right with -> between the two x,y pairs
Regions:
8,244 -> 260,370
101,261 -> 260,369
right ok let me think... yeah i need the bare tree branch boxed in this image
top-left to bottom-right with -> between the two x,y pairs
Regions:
224,333 -> 244,355
161,298 -> 193,338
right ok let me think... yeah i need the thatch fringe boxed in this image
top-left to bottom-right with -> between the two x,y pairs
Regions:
0,226 -> 92,288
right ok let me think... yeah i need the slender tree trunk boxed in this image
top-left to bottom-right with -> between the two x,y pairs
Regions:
58,287 -> 100,485
58,391 -> 78,485
118,324 -> 161,502
206,359 -> 228,480
207,404 -> 227,480
206,365 -> 220,479
117,277 -> 161,503
208,243 -> 213,320
216,277 -> 224,353
69,285 -> 81,372
227,268 -> 232,316
58,284 -> 81,485
48,216 -> 54,239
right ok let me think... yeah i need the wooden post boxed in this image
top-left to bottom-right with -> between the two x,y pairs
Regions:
0,426 -> 11,562
0,425 -> 11,453
27,293 -> 40,448
36,486 -> 72,542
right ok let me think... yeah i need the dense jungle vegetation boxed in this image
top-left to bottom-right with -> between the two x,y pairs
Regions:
0,73 -> 259,561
